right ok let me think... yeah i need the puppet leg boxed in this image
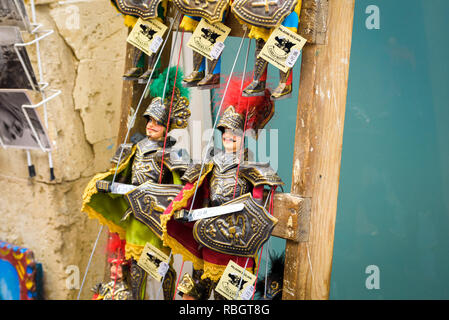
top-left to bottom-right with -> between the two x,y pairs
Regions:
242,38 -> 268,97
271,68 -> 293,100
129,258 -> 147,300
138,51 -> 160,83
161,264 -> 177,300
123,48 -> 145,81
183,51 -> 206,87
197,57 -> 221,89
177,269 -> 214,300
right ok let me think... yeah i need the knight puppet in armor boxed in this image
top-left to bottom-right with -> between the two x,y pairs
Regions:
91,233 -> 132,300
110,0 -> 169,83
81,67 -> 191,300
172,0 -> 230,89
160,76 -> 283,300
231,0 -> 302,99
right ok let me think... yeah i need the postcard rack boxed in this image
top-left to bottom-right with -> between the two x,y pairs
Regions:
2,0 -> 62,180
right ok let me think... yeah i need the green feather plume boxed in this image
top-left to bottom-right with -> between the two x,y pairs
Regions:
149,66 -> 189,100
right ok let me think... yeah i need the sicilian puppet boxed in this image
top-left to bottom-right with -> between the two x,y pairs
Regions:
91,233 -> 132,300
110,0 -> 169,82
81,67 -> 191,300
172,0 -> 230,88
231,0 -> 302,99
160,77 -> 283,300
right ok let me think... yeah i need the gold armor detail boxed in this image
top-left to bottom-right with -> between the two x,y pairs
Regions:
232,0 -> 298,28
172,0 -> 229,24
193,193 -> 278,257
94,280 -> 131,300
114,0 -> 163,20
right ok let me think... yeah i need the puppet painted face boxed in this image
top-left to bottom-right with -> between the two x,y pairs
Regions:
146,117 -> 166,140
222,129 -> 243,153
110,263 -> 124,281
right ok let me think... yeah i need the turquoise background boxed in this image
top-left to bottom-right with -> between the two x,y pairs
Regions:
214,0 -> 449,299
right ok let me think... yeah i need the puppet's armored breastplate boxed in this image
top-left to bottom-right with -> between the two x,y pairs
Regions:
209,154 -> 251,207
131,139 -> 164,185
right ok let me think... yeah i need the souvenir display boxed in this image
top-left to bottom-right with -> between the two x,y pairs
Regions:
0,241 -> 43,300
0,0 -> 32,32
0,90 -> 52,151
110,0 -> 169,82
160,77 -> 283,300
173,0 -> 230,89
231,0 -> 302,99
91,233 -> 132,300
81,67 -> 191,300
0,26 -> 39,91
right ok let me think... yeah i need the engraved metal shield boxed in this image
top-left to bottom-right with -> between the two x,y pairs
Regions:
113,0 -> 163,20
125,181 -> 183,237
193,193 -> 278,257
231,0 -> 298,28
172,0 -> 229,24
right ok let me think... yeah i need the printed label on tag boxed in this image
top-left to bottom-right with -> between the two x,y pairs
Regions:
137,243 -> 170,282
258,25 -> 307,72
187,18 -> 231,60
149,35 -> 163,53
210,42 -> 225,60
127,18 -> 168,56
215,260 -> 257,300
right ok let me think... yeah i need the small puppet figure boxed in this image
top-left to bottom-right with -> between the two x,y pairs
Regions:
91,233 -> 132,300
160,77 -> 284,300
231,0 -> 302,99
82,67 -> 191,300
110,0 -> 169,82
171,0 -> 230,89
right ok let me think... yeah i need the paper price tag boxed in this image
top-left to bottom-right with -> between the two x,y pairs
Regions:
137,242 -> 170,282
240,284 -> 255,300
285,48 -> 301,68
215,260 -> 257,300
187,19 -> 231,60
258,25 -> 307,72
157,262 -> 169,277
210,42 -> 225,60
127,18 -> 168,56
149,35 -> 163,53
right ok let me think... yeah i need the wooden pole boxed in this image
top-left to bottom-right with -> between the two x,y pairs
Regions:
282,0 -> 355,300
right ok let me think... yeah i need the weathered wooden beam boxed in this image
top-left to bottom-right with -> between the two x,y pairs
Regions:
282,0 -> 355,300
271,193 -> 311,242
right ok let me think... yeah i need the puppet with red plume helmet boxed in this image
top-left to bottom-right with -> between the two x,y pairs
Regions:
217,75 -> 275,139
160,75 -> 283,300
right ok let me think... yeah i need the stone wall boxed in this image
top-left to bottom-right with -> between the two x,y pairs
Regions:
0,0 -> 128,300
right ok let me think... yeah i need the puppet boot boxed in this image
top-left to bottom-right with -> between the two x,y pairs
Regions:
271,68 -> 293,100
161,264 -> 177,300
183,52 -> 206,87
123,50 -> 144,81
243,38 -> 268,97
197,57 -> 220,89
129,258 -> 147,300
138,53 -> 159,84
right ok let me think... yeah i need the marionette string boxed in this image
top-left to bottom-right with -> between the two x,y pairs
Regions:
154,27 -> 185,300
168,31 -> 249,301
77,13 -> 182,300
110,11 -> 181,186
77,224 -> 104,300
231,39 -> 252,200
187,28 -> 249,214
158,29 -> 185,184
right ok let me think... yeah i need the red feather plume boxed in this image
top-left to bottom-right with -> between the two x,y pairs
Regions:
219,75 -> 275,135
